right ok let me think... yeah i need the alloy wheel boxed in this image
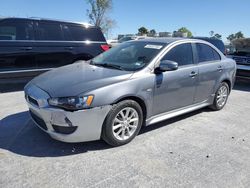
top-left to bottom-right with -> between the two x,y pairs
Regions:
216,85 -> 228,108
112,107 -> 139,141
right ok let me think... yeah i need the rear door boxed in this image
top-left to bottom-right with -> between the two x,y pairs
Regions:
194,43 -> 223,103
33,20 -> 74,69
62,23 -> 108,60
0,18 -> 36,84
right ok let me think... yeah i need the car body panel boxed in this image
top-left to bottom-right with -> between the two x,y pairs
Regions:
25,84 -> 111,142
27,62 -> 134,97
24,38 -> 236,143
152,65 -> 198,115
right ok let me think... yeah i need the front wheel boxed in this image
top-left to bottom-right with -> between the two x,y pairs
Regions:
102,100 -> 143,146
210,82 -> 229,111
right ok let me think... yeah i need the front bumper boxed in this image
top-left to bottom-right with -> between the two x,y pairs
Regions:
25,85 -> 111,143
236,64 -> 250,79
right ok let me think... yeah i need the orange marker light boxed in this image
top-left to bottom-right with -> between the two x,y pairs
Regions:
86,95 -> 94,106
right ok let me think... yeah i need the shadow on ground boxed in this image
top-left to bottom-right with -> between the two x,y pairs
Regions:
233,79 -> 250,92
0,108 -> 207,158
0,111 -> 112,157
0,83 -> 27,93
0,79 -> 248,158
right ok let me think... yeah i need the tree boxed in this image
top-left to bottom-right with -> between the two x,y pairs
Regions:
209,31 -> 215,37
149,29 -> 156,36
86,0 -> 115,38
138,27 -> 148,35
213,33 -> 222,39
227,31 -> 244,41
177,27 -> 192,37
209,31 -> 222,39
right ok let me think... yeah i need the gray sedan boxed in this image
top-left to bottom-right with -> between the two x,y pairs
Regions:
24,38 -> 236,146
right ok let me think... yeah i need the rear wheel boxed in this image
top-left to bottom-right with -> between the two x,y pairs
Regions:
102,100 -> 143,146
210,82 -> 229,111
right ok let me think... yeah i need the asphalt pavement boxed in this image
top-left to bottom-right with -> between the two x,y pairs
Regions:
0,80 -> 250,188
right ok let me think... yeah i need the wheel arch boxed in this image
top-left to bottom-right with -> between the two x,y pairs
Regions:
114,96 -> 147,123
221,79 -> 232,92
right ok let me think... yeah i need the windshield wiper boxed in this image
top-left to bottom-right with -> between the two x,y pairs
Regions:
92,63 -> 125,71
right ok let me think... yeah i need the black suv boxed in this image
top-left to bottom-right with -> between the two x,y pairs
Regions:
0,17 -> 108,85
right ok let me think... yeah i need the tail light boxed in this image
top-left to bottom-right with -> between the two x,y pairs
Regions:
101,44 -> 110,51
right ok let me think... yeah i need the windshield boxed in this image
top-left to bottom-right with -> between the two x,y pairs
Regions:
91,41 -> 166,71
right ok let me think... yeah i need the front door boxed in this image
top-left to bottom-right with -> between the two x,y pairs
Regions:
153,43 -> 198,116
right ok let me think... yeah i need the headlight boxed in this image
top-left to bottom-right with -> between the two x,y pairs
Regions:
48,95 -> 94,111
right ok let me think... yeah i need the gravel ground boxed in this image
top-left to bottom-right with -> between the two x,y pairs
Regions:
0,80 -> 250,188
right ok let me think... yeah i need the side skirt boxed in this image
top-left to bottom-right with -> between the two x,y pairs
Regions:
146,101 -> 210,126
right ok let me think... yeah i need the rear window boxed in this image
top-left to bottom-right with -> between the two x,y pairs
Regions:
196,43 -> 221,63
62,24 -> 106,42
209,40 -> 225,53
0,19 -> 34,40
37,22 -> 63,41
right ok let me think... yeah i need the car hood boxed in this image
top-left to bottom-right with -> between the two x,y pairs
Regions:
29,62 -> 133,97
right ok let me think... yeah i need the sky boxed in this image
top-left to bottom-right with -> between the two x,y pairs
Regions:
1,0 -> 250,41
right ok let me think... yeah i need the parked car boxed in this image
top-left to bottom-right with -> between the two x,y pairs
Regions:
110,35 -> 149,47
0,17 -> 109,85
24,38 -> 236,146
193,37 -> 226,54
227,38 -> 250,79
107,39 -> 118,47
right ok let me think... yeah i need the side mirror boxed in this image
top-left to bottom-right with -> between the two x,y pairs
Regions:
155,60 -> 178,73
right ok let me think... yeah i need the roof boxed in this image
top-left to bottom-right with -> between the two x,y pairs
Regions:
138,37 -> 197,44
0,17 -> 93,27
192,36 -> 222,41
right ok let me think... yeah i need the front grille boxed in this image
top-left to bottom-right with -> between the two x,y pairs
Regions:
29,110 -> 48,130
233,57 -> 250,65
28,95 -> 39,106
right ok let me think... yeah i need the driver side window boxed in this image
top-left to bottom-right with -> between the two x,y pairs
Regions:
161,43 -> 194,67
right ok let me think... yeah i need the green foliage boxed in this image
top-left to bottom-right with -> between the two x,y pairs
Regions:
209,31 -> 215,37
227,31 -> 244,41
177,27 -> 192,37
209,31 -> 222,39
149,29 -> 156,36
213,33 -> 222,39
138,27 -> 148,35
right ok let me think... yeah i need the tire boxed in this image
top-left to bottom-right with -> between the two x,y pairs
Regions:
210,82 -> 229,111
102,100 -> 143,146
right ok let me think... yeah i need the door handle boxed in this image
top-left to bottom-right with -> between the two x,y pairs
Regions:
217,66 -> 223,72
190,71 -> 198,78
65,47 -> 74,50
20,47 -> 33,51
